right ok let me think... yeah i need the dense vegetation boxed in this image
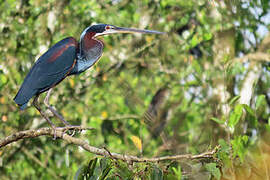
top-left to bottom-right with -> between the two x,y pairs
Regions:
0,0 -> 270,179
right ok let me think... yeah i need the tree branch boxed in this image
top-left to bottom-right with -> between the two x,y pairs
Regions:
0,127 -> 220,163
234,32 -> 270,63
234,52 -> 270,63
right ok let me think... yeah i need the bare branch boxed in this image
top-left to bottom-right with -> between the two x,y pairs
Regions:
0,126 -> 94,148
0,127 -> 219,163
103,114 -> 140,121
234,52 -> 270,63
234,32 -> 270,63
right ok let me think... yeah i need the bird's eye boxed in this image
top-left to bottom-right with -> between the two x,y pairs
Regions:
105,25 -> 116,30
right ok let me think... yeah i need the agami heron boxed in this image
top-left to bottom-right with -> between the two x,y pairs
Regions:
14,24 -> 164,127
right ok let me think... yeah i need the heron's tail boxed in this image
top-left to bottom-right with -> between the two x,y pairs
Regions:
14,86 -> 36,110
14,95 -> 29,110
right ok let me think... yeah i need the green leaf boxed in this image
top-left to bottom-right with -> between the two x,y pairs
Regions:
231,136 -> 248,162
203,32 -> 212,41
229,96 -> 240,106
190,35 -> 200,47
99,166 -> 112,180
88,158 -> 98,177
242,135 -> 249,144
211,117 -> 224,124
217,139 -> 231,166
172,166 -> 182,180
256,95 -> 266,110
99,158 -> 112,180
228,104 -> 243,131
0,74 -> 7,88
242,104 -> 255,117
205,163 -> 221,180
242,104 -> 258,128
218,139 -> 230,153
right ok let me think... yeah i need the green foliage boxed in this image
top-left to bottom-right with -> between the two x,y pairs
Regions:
171,166 -> 182,180
228,96 -> 241,106
73,158 -> 183,179
231,135 -> 249,163
210,117 -> 224,125
255,95 -> 266,110
1,0 -> 270,179
242,104 -> 258,128
217,139 -> 231,166
205,163 -> 221,180
74,158 -> 112,180
228,104 -> 243,133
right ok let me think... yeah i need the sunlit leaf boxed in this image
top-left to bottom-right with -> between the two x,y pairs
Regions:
231,136 -> 248,163
101,111 -> 108,119
146,36 -> 154,43
203,32 -> 212,41
0,97 -> 5,104
102,74 -> 107,81
69,78 -> 75,88
172,166 -> 182,180
229,95 -> 240,106
130,135 -> 142,152
228,104 -> 243,131
211,117 -> 224,124
190,35 -> 200,47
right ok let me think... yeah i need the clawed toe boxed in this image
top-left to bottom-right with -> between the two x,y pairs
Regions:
49,125 -> 85,139
63,125 -> 82,136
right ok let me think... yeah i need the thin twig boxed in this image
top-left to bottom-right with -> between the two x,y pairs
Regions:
0,127 -> 220,163
103,114 -> 140,121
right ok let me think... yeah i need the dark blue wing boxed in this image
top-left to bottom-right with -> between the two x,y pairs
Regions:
14,37 -> 78,109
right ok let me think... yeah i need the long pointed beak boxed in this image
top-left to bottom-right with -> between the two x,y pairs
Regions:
113,27 -> 165,35
95,27 -> 165,37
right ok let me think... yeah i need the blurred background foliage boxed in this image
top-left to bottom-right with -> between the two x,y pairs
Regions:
0,0 -> 270,179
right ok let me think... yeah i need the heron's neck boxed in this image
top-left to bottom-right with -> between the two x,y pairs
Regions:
70,55 -> 95,74
70,37 -> 103,75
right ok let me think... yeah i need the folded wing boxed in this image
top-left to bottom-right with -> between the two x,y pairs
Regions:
14,37 -> 78,109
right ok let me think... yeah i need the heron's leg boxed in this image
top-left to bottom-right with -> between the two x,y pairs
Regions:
33,95 -> 55,127
44,89 -> 80,136
33,95 -> 57,139
44,89 -> 70,126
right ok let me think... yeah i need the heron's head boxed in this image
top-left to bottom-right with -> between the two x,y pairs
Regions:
84,24 -> 165,38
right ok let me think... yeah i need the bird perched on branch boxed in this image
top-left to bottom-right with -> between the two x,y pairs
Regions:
14,24 -> 164,128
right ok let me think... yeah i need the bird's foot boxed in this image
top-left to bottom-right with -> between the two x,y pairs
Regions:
50,125 -> 94,139
62,125 -> 83,137
50,125 -> 80,139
